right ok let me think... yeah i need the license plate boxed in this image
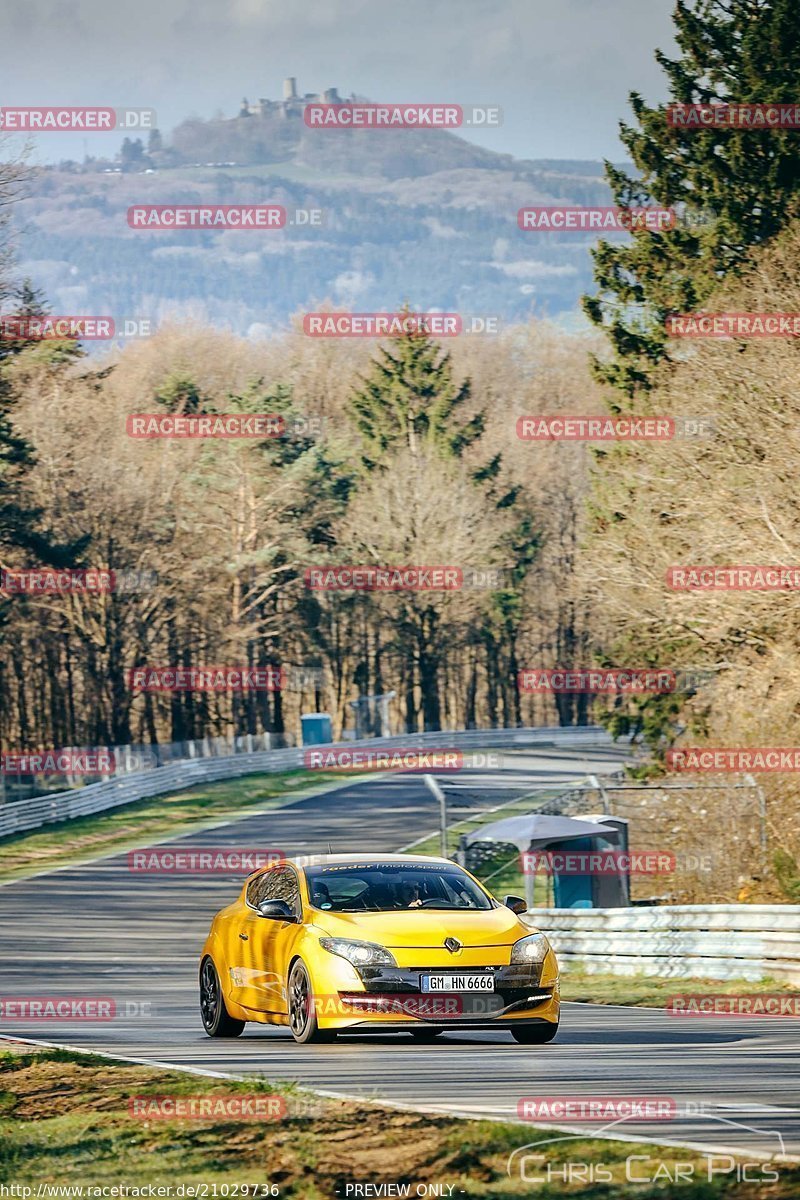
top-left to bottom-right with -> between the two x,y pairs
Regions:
420,974 -> 494,992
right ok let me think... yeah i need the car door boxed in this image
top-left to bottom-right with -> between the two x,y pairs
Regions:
232,866 -> 303,1015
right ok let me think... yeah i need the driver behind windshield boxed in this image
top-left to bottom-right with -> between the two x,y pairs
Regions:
303,864 -> 493,912
311,881 -> 332,908
398,880 -> 423,908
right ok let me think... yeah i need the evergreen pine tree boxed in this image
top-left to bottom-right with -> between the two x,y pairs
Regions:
348,326 -> 484,471
0,283 -> 82,560
155,373 -> 207,415
346,324 -> 537,729
583,0 -> 800,397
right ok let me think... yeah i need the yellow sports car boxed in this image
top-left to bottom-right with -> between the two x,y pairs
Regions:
199,853 -> 560,1044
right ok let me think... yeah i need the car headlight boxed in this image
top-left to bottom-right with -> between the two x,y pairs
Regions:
510,933 -> 550,964
319,938 -> 397,967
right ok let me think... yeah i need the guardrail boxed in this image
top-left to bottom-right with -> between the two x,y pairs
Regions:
1,731 -> 296,803
0,725 -> 618,839
533,904 -> 800,985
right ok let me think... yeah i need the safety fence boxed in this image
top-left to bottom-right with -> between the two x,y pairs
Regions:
0,731 -> 294,804
534,904 -> 800,985
0,725 -> 617,839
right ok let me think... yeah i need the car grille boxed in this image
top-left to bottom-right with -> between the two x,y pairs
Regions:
350,963 -> 550,1017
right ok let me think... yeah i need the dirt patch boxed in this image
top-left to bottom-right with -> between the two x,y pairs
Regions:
0,1049 -> 463,1188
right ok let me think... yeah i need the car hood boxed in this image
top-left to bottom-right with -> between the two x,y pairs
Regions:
310,905 -> 533,948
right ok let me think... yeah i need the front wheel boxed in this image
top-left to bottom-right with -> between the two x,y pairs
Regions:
288,959 -> 337,1044
511,1021 -> 559,1044
200,957 -> 245,1037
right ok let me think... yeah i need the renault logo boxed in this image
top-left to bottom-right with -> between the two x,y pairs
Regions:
443,937 -> 462,954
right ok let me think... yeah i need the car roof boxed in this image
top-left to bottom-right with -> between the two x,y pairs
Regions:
285,853 -> 454,868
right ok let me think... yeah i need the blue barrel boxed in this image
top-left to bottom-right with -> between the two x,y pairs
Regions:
301,713 -> 333,745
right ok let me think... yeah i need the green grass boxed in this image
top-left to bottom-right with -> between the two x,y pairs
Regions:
0,768 -> 367,884
561,969 -> 800,1007
1,1047 -> 796,1198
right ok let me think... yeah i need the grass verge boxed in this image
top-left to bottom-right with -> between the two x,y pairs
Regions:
0,1046 -> 797,1199
0,769 -> 360,885
561,969 -> 799,1007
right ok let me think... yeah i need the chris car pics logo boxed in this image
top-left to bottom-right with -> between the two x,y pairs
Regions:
507,1114 -> 784,1186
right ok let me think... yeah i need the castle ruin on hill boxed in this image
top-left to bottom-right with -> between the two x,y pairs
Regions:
238,77 -> 351,120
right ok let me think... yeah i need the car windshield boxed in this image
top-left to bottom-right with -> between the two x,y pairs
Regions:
305,863 -> 493,912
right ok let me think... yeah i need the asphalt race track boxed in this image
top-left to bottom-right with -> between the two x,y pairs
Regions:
1,741 -> 798,1162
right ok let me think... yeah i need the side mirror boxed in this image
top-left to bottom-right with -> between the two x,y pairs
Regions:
504,895 -> 527,914
257,899 -> 297,922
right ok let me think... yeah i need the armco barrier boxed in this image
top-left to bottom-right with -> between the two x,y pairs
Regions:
533,904 -> 800,985
0,725 -> 619,839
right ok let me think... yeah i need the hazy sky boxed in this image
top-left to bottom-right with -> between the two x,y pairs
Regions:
2,0 -> 678,163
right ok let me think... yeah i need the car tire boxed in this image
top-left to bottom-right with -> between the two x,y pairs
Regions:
511,1021 -> 559,1044
410,1028 -> 444,1040
288,959 -> 337,1044
200,957 -> 245,1037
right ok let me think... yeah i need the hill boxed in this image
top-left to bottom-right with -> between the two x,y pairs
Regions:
12,99 -> 622,339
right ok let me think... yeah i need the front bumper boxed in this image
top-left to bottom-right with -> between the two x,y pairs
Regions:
315,960 -> 560,1030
